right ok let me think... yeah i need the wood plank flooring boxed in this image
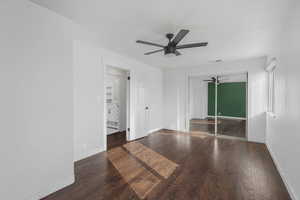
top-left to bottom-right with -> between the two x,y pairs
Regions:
107,147 -> 161,199
42,129 -> 291,200
124,141 -> 178,179
107,131 -> 127,150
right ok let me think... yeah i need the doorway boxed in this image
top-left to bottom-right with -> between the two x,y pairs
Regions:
105,66 -> 130,150
189,75 -> 215,135
188,73 -> 247,139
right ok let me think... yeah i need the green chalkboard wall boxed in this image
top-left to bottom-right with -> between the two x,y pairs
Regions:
208,82 -> 246,118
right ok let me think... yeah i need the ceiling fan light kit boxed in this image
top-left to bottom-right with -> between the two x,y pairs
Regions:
136,29 -> 208,57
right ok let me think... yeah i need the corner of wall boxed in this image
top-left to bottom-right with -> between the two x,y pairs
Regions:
266,142 -> 298,200
75,147 -> 105,162
28,175 -> 75,200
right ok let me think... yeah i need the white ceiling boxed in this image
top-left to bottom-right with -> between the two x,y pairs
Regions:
30,0 -> 291,68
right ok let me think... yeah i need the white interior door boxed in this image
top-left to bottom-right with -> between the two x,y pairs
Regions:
136,81 -> 147,138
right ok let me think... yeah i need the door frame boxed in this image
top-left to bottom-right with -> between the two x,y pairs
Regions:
186,72 -> 249,140
103,64 -> 133,151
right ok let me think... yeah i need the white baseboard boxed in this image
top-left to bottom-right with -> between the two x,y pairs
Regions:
266,143 -> 297,200
127,127 -> 163,141
27,175 -> 75,200
75,147 -> 105,162
207,115 -> 246,120
147,127 -> 163,134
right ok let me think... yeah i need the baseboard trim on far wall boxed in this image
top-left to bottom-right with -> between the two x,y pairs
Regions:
30,175 -> 75,200
75,147 -> 105,162
148,127 -> 163,134
207,115 -> 246,120
266,143 -> 297,200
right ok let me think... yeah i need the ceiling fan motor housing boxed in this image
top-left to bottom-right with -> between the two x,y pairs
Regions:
165,33 -> 176,55
164,45 -> 176,55
166,33 -> 174,40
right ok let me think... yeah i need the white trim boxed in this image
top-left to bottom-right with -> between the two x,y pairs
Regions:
147,127 -> 163,134
265,58 -> 277,72
266,111 -> 277,119
75,147 -> 105,162
103,62 -> 134,150
207,115 -> 246,120
102,58 -> 108,151
267,68 -> 276,113
214,77 -> 218,135
126,71 -> 130,141
185,72 -> 190,131
265,58 -> 276,113
28,176 -> 75,200
266,143 -> 297,200
216,134 -> 247,141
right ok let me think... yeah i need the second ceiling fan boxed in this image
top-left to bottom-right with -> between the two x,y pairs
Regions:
136,29 -> 208,56
203,76 -> 229,84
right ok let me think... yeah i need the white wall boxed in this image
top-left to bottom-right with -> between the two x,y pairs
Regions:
0,0 -> 74,199
266,1 -> 300,199
73,40 -> 105,161
0,0 -> 164,199
73,39 -> 164,161
163,57 -> 268,143
220,73 -> 247,83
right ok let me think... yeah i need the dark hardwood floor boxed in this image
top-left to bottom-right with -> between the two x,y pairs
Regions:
190,118 -> 216,134
42,129 -> 291,200
107,131 -> 127,150
190,118 -> 246,138
218,118 -> 246,138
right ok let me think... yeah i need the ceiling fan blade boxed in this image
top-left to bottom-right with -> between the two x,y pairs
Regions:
136,40 -> 165,48
172,29 -> 189,45
144,49 -> 164,55
203,77 -> 217,82
176,42 -> 208,49
175,50 -> 181,56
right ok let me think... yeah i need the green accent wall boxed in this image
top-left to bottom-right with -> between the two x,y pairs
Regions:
208,82 -> 246,118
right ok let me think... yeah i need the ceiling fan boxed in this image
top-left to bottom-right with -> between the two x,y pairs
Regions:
136,29 -> 208,56
203,77 -> 219,83
203,76 -> 229,83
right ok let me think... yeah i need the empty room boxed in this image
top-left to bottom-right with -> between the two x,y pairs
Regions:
1,0 -> 300,199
